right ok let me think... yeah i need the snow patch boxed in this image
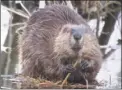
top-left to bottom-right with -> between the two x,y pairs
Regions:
1,5 -> 11,51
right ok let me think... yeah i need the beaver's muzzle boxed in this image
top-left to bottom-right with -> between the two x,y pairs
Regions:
70,26 -> 85,52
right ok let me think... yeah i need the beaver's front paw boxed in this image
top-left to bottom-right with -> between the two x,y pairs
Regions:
80,60 -> 89,70
63,64 -> 76,74
80,60 -> 94,72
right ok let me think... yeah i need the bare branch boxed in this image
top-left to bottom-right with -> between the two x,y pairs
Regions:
2,5 -> 29,19
100,44 -> 120,59
19,1 -> 31,16
96,9 -> 100,38
100,44 -> 120,49
103,49 -> 116,60
9,22 -> 25,27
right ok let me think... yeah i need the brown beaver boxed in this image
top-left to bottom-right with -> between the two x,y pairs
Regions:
18,4 -> 102,84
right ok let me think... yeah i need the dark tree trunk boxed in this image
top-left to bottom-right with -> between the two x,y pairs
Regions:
98,3 -> 120,54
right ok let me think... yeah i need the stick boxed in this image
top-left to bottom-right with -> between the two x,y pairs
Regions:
9,22 -> 25,27
2,5 -> 29,19
61,61 -> 79,88
19,1 -> 31,16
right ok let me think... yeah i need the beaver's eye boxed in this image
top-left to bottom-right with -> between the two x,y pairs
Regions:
62,27 -> 71,33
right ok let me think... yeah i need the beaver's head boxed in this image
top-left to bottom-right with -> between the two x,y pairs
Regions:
53,24 -> 96,59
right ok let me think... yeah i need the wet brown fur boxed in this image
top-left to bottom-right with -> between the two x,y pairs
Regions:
18,5 -> 102,84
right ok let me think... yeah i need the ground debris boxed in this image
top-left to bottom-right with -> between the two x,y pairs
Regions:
9,74 -> 100,89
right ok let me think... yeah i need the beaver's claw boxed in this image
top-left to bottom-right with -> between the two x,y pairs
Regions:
64,64 -> 76,74
80,60 -> 89,70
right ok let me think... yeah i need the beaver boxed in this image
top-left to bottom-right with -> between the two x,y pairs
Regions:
18,4 -> 102,84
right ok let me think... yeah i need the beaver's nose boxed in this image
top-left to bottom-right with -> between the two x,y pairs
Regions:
73,33 -> 81,41
72,29 -> 82,41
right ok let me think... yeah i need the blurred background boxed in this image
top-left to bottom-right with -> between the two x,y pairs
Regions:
0,0 -> 121,89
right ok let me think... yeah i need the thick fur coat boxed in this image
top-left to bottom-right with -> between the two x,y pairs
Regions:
18,5 -> 102,84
